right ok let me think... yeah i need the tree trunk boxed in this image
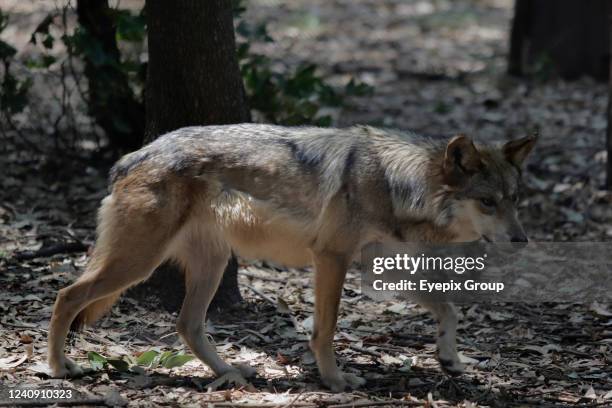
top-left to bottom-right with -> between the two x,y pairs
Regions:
607,7 -> 612,190
135,0 -> 250,312
76,0 -> 144,151
144,0 -> 250,137
508,0 -> 610,81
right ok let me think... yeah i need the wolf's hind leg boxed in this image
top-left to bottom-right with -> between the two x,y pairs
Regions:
419,301 -> 464,375
174,224 -> 255,381
310,252 -> 365,392
47,190 -> 182,379
47,232 -> 169,378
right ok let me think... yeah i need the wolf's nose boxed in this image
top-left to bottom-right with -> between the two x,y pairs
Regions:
510,236 -> 528,243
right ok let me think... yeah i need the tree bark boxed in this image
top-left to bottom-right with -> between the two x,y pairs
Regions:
144,0 -> 250,137
76,0 -> 144,151
508,0 -> 610,81
135,0 -> 250,312
607,7 -> 612,190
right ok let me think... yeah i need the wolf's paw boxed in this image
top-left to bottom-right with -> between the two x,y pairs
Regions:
235,363 -> 257,379
436,352 -> 465,376
207,370 -> 250,391
322,371 -> 366,392
49,357 -> 84,378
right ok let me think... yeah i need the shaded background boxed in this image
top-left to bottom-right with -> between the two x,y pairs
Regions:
1,1 -> 611,407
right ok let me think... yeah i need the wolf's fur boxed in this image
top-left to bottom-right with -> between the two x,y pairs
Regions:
48,124 -> 535,391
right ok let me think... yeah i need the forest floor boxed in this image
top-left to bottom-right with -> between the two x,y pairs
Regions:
1,0 -> 612,407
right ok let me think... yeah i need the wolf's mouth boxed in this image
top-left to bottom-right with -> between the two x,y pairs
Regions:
481,235 -> 492,242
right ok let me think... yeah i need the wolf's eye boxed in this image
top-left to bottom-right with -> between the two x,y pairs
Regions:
480,197 -> 496,208
510,193 -> 519,203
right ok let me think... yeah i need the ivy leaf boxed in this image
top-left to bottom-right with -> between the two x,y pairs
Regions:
136,350 -> 159,367
107,358 -> 130,372
0,40 -> 16,59
161,353 -> 195,369
116,10 -> 146,42
42,34 -> 54,49
87,351 -> 107,371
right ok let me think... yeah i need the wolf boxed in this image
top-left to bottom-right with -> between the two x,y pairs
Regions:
47,124 -> 535,391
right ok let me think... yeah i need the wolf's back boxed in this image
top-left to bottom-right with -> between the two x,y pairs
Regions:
108,124 -> 369,186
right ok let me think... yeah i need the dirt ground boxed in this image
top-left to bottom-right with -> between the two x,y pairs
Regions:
1,0 -> 612,407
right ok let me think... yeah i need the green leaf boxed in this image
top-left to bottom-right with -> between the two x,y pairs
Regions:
232,0 -> 247,17
315,115 -> 332,127
0,73 -> 31,114
136,350 -> 159,367
87,351 -> 107,371
345,78 -> 373,97
0,10 -> 9,31
107,358 -> 130,372
32,14 -> 54,35
0,39 -> 16,59
116,10 -> 146,42
158,351 -> 174,366
161,353 -> 195,369
25,55 -> 56,69
30,13 -> 56,46
398,358 -> 412,372
42,34 -> 54,49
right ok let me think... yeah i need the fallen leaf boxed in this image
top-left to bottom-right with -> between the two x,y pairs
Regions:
0,354 -> 27,369
19,334 -> 33,344
584,386 -> 597,399
590,302 -> 612,317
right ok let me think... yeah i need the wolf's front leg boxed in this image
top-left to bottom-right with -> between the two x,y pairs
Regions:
175,234 -> 256,383
310,252 -> 366,392
419,301 -> 465,375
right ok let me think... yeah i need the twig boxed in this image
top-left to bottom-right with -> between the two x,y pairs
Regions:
347,344 -> 383,358
281,390 -> 305,408
245,285 -> 276,306
242,329 -> 270,342
1,321 -> 46,331
327,400 -> 421,408
512,399 -> 611,408
13,241 -> 88,260
240,271 -> 287,283
245,285 -> 303,333
210,404 -> 316,408
158,331 -> 179,341
0,398 -> 107,407
1,114 -> 42,153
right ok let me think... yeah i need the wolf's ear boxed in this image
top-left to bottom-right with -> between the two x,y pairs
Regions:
503,135 -> 537,167
443,134 -> 482,185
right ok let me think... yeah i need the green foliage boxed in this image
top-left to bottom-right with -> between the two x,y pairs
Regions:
64,28 -> 116,67
1,1 -> 373,148
27,13 -> 58,70
161,352 -> 195,369
86,351 -> 107,371
135,350 -> 158,366
0,9 -> 31,116
30,14 -> 55,49
87,349 -> 194,373
115,9 -> 146,43
236,17 -> 371,126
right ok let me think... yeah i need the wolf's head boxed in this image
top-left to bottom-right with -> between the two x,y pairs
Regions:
440,134 -> 536,243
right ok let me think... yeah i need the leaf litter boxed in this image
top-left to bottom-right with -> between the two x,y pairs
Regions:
1,0 -> 612,406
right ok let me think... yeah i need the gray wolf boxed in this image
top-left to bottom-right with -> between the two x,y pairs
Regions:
47,124 -> 535,391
